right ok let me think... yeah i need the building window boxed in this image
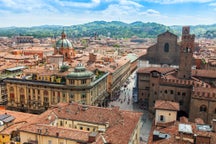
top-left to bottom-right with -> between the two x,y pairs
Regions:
60,121 -> 63,126
44,97 -> 49,103
87,128 -> 90,131
81,80 -> 86,84
48,140 -> 52,144
182,92 -> 186,96
164,43 -> 169,53
214,108 -> 216,114
177,92 -> 181,95
164,90 -> 167,94
44,90 -> 48,96
70,94 -> 74,99
62,94 -> 66,102
170,90 -> 174,94
80,127 -> 83,130
70,80 -> 75,84
10,93 -> 15,101
57,95 -> 60,103
200,105 -> 207,112
52,95 -> 55,104
179,100 -> 183,106
160,115 -> 164,122
81,94 -> 86,99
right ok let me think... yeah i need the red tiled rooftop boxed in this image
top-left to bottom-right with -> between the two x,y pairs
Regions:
192,69 -> 216,78
23,103 -> 143,144
137,67 -> 175,74
154,100 -> 180,111
0,109 -> 37,123
19,124 -> 91,142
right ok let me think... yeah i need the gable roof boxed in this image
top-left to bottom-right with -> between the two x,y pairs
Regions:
158,30 -> 178,38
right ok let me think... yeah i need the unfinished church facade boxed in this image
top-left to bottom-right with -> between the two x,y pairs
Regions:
140,30 -> 180,65
137,26 -> 216,124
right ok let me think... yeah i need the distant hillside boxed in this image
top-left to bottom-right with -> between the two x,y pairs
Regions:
0,21 -> 216,38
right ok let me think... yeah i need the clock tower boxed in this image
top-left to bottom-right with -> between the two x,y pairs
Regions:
178,26 -> 195,79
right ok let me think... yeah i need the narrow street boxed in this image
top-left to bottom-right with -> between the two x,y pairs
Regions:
108,70 -> 152,143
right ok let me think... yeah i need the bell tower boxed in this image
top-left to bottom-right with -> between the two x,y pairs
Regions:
178,26 -> 195,79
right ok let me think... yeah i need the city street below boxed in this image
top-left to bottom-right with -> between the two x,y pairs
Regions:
108,70 -> 152,143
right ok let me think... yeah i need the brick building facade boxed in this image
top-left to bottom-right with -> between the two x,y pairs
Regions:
137,27 -> 216,124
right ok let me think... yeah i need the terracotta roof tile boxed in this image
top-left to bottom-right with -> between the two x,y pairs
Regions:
20,103 -> 142,144
154,100 -> 180,111
19,124 -> 91,142
192,69 -> 216,78
137,67 -> 175,75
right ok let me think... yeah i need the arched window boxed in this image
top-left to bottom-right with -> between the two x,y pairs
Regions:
200,105 -> 207,112
164,43 -> 169,53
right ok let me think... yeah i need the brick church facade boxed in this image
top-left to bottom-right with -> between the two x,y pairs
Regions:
140,30 -> 180,65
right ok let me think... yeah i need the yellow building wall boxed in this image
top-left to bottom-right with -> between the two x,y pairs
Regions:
56,119 -> 106,132
20,131 -> 78,144
155,109 -> 177,125
0,134 -> 10,144
6,72 -> 108,112
129,117 -> 141,144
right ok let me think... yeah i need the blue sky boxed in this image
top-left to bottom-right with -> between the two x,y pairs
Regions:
0,0 -> 216,27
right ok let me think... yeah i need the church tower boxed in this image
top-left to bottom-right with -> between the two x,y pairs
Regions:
178,26 -> 195,79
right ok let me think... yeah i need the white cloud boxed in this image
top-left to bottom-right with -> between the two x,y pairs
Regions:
144,0 -> 214,4
140,9 -> 160,16
209,2 -> 216,6
0,0 -> 216,27
0,0 -> 51,13
119,0 -> 143,7
51,0 -> 101,8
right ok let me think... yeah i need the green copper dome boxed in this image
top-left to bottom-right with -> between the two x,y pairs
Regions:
55,31 -> 73,49
67,64 -> 94,79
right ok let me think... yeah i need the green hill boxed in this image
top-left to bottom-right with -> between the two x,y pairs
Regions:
0,21 -> 215,38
